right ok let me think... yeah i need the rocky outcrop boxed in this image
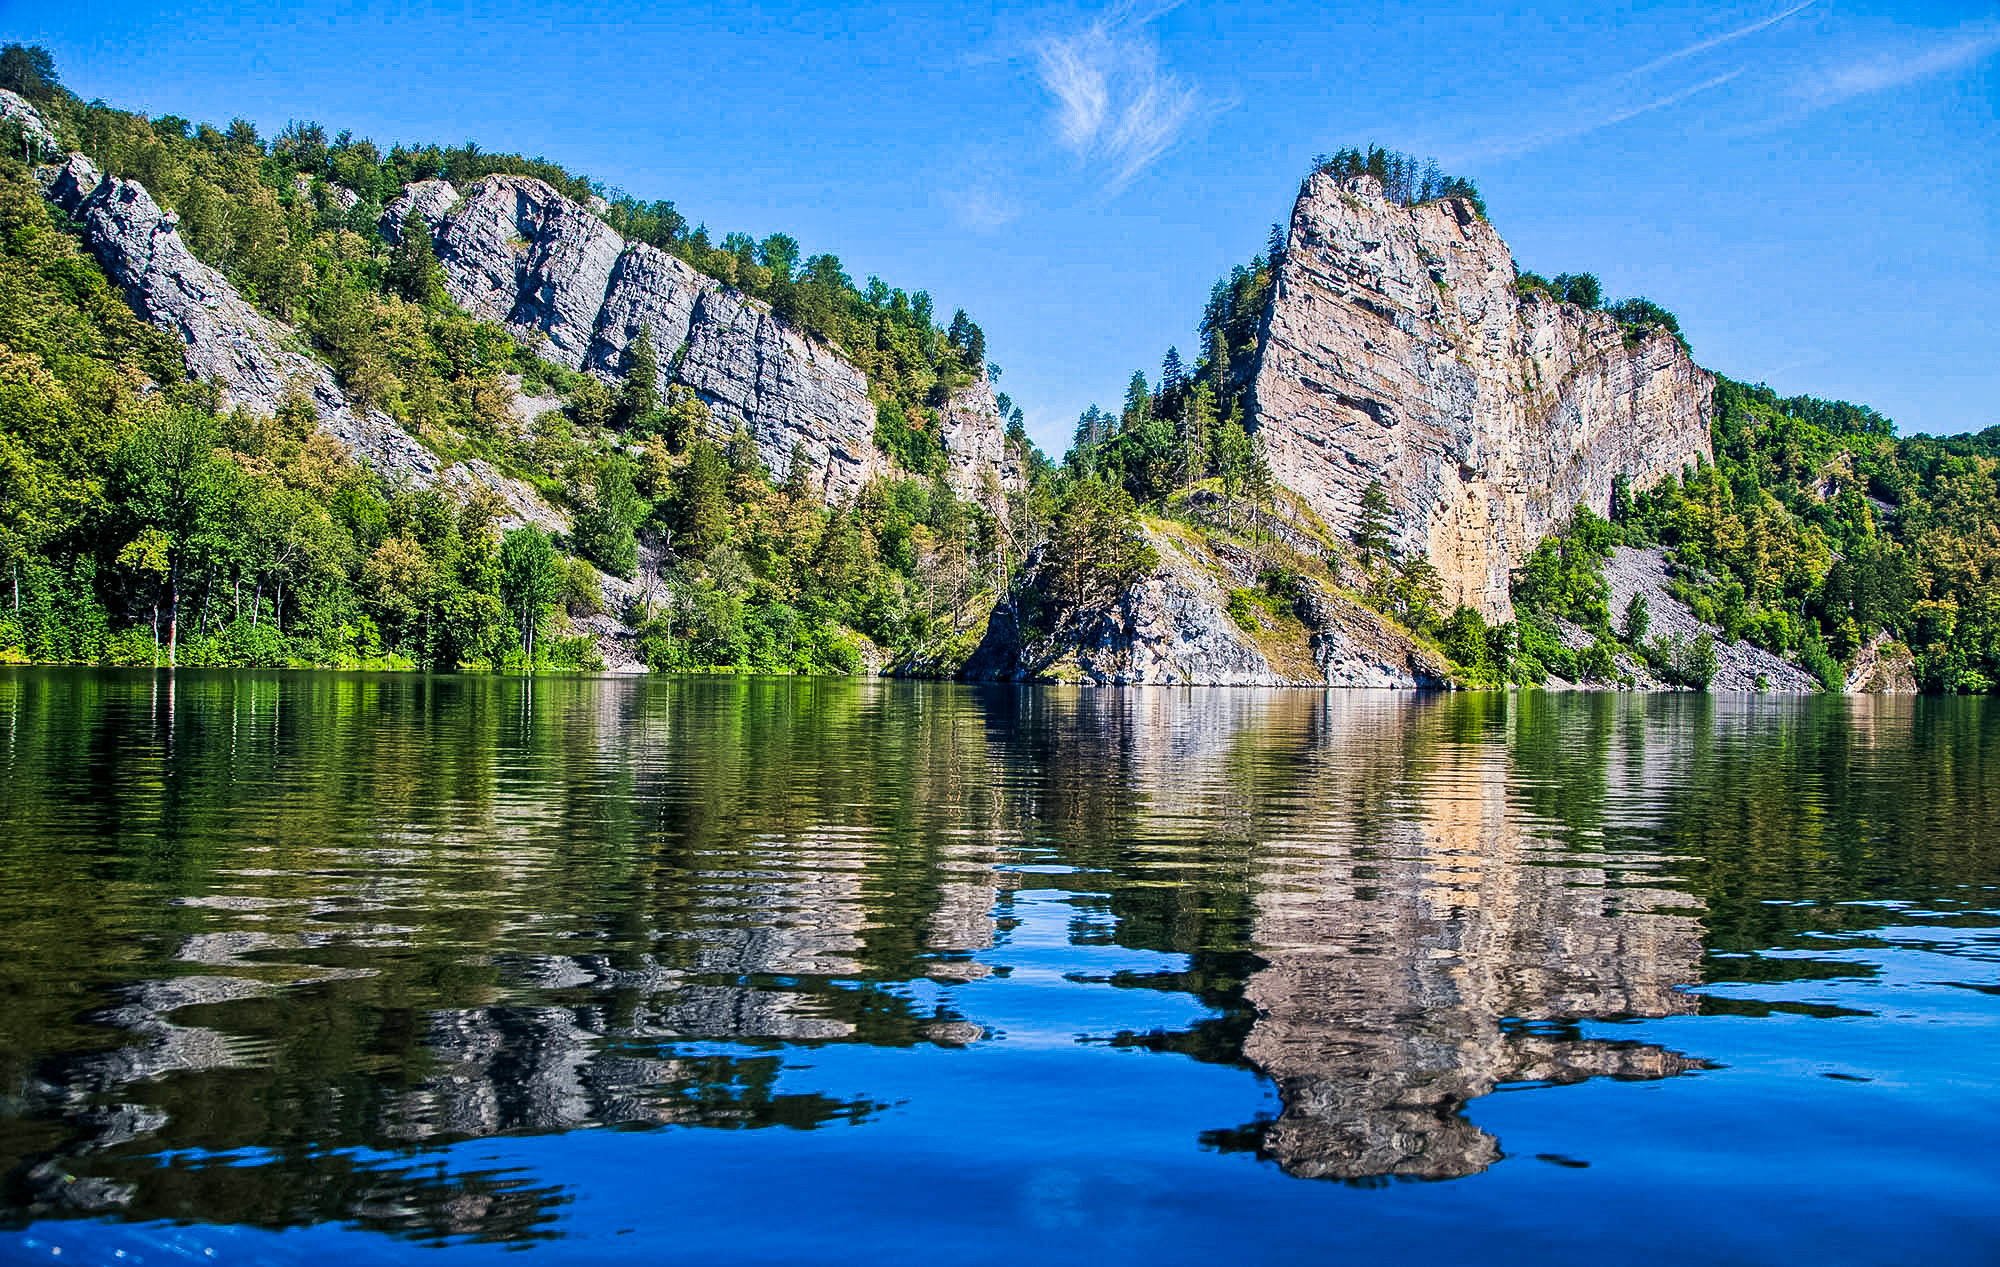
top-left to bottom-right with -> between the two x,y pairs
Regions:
1249,172 -> 1713,617
403,173 -> 1016,501
379,177 -> 461,238
36,150 -> 561,532
962,526 -> 1449,687
1845,634 -> 1918,693
937,378 -> 1025,506
0,87 -> 59,157
291,172 -> 358,212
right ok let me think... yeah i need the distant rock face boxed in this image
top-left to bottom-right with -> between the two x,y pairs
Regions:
291,172 -> 358,212
962,527 -> 1449,687
379,178 -> 462,239
937,379 -> 1024,507
1249,172 -> 1714,617
0,89 -> 59,158
1845,633 -> 1918,694
37,152 -> 561,532
409,174 -> 1015,502
1595,546 -> 1815,692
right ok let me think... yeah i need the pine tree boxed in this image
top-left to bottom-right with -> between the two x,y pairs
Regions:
1245,445 -> 1275,548
1610,472 -> 1633,524
674,440 -> 731,558
1161,346 -> 1185,394
1354,480 -> 1393,569
384,211 -> 445,306
727,425 -> 764,479
1622,591 -> 1650,644
617,324 -> 661,430
784,441 -> 813,499
1206,328 -> 1230,397
663,384 -> 710,455
1179,382 -> 1216,488
1120,371 -> 1150,434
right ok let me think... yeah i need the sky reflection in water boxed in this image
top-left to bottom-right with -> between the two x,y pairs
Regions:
0,673 -> 1994,1264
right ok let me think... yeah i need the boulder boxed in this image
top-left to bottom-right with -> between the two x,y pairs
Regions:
292,172 -> 360,212
378,178 -> 462,241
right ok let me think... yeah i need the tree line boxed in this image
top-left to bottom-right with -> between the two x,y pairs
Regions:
0,45 -> 1044,674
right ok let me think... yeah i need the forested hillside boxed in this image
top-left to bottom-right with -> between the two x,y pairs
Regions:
0,44 -> 1040,673
1,39 -> 1993,692
1042,149 -> 1998,694
1492,379 -> 2000,693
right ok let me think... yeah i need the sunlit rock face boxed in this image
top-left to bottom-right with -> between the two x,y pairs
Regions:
0,87 -> 60,157
1248,172 -> 1714,617
410,175 -> 1019,502
32,144 -> 561,530
963,527 -> 1453,687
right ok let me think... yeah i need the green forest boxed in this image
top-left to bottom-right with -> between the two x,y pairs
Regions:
0,44 -> 1041,674
1,41 -> 1995,692
1047,163 -> 1998,694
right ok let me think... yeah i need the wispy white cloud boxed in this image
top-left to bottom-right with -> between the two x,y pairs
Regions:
1454,6 -> 2000,162
1441,3 -> 1819,161
1720,20 -> 2000,135
1794,24 -> 2000,112
1033,7 -> 1206,192
943,185 -> 1023,232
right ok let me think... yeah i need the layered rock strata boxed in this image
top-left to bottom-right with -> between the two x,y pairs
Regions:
34,150 -> 561,531
398,174 -> 1018,502
1249,172 -> 1714,617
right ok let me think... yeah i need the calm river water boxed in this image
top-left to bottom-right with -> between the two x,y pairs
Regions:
0,671 -> 1994,1264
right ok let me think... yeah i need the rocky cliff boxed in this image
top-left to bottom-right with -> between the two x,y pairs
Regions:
32,148 -> 562,531
393,174 -> 1018,503
962,524 -> 1450,687
1249,172 -> 1713,617
0,87 -> 59,158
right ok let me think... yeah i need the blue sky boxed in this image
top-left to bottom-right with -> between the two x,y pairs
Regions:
7,0 -> 1997,450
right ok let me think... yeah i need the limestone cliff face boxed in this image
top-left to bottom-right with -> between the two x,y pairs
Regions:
936,378 -> 1024,506
404,174 -> 1017,502
36,154 -> 560,531
1249,172 -> 1713,616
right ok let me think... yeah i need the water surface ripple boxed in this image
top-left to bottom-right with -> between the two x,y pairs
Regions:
0,672 -> 1994,1263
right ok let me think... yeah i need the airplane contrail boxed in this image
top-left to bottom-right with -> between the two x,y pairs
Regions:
1623,0 -> 1821,78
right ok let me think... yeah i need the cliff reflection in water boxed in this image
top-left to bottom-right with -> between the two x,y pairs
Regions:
8,675 -> 1971,1244
1012,689 -> 1706,1182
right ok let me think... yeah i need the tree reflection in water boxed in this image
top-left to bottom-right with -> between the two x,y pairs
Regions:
0,673 -> 1990,1243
